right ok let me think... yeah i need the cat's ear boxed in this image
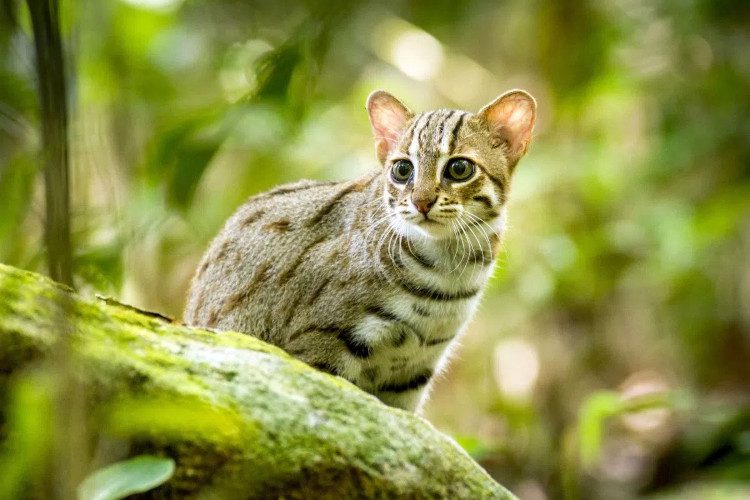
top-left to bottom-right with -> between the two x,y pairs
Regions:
478,89 -> 536,168
366,90 -> 413,163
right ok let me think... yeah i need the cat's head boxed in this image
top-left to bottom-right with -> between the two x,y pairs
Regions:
366,89 -> 536,239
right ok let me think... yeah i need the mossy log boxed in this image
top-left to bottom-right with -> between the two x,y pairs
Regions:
0,264 -> 513,499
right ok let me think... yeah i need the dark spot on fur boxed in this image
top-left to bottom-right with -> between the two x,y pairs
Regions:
241,209 -> 265,228
391,327 -> 408,348
206,308 -> 219,327
197,260 -> 209,277
411,304 -> 431,317
311,362 -> 340,376
264,219 -> 292,231
216,240 -> 230,260
336,327 -> 372,358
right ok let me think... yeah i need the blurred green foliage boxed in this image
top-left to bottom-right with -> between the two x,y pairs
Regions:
0,372 -> 54,499
1,0 -> 749,497
77,455 -> 175,500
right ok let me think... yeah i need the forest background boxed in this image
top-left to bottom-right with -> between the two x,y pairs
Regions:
1,0 -> 749,498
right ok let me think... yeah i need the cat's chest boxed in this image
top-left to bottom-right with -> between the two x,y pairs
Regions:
347,266 -> 487,384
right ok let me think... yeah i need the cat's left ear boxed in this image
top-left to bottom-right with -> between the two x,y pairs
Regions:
366,90 -> 413,163
478,89 -> 536,168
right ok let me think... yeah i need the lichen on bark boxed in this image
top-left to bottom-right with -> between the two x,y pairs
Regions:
0,263 -> 514,499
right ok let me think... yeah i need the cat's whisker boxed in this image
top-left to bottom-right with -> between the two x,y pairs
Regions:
452,219 -> 468,274
463,210 -> 503,246
450,218 -> 471,276
361,211 -> 395,247
448,219 -> 467,275
460,212 -> 492,263
460,214 -> 489,280
457,218 -> 476,279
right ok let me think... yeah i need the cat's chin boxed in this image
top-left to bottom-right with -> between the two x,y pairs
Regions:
407,219 -> 454,240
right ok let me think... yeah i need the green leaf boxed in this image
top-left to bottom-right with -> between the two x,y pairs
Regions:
77,455 -> 175,500
577,391 -> 622,468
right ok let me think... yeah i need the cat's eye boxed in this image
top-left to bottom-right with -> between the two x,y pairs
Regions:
390,160 -> 414,183
444,158 -> 475,182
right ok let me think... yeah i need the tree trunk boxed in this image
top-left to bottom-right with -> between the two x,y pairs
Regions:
0,264 -> 513,499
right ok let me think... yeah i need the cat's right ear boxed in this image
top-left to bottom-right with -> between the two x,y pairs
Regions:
366,90 -> 413,164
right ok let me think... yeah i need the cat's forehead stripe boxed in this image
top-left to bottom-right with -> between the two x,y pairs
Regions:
418,111 -> 439,152
405,109 -> 470,158
432,110 -> 453,150
408,112 -> 432,156
441,111 -> 466,154
402,116 -> 420,150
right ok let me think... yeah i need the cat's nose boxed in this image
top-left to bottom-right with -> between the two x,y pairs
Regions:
412,195 -> 437,215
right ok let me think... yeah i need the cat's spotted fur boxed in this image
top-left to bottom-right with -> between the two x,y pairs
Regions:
184,89 -> 536,411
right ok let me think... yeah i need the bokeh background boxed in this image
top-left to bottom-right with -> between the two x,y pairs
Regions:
2,0 -> 749,498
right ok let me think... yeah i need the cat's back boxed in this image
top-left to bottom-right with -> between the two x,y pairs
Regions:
184,173 -> 379,331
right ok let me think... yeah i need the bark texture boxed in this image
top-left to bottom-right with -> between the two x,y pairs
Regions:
0,264 -> 513,499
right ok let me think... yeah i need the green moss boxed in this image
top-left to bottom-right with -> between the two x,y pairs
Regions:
0,264 -> 514,499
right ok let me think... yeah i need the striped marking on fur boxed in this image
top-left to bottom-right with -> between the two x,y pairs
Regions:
311,361 -> 340,376
418,111 -> 438,151
378,371 -> 433,393
264,219 -> 292,231
411,303 -> 431,317
288,326 -> 372,358
206,308 -> 219,327
276,234 -> 329,285
477,164 -> 506,193
424,334 -> 455,347
366,305 -> 425,345
434,110 -> 453,148
442,111 -> 466,153
408,112 -> 432,156
396,275 -> 479,301
222,261 -> 273,313
306,181 -> 360,227
216,240 -> 231,260
366,304 -> 401,323
240,209 -> 265,228
471,195 -> 494,210
195,259 -> 209,279
280,292 -> 305,330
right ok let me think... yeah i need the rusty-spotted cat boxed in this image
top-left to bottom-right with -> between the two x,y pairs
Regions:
185,89 -> 536,412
